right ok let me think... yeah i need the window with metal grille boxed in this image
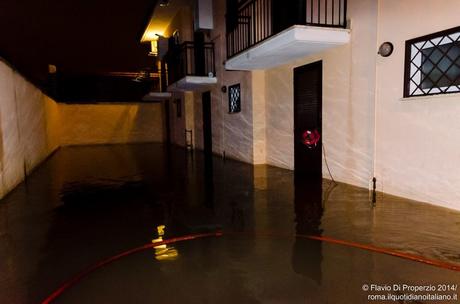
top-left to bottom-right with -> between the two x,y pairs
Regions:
228,83 -> 241,113
404,26 -> 460,97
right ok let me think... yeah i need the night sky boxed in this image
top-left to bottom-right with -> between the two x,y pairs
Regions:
0,0 -> 158,101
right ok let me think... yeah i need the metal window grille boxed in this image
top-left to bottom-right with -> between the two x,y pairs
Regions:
166,41 -> 215,86
228,84 -> 241,113
404,26 -> 460,97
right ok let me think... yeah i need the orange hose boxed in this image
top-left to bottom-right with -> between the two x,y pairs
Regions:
42,231 -> 459,303
41,231 -> 223,304
300,234 -> 460,272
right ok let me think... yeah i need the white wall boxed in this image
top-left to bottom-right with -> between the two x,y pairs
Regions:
166,0 -> 460,211
0,60 -> 60,198
374,0 -> 460,210
264,0 -> 378,188
263,0 -> 460,211
192,0 -> 255,163
162,0 -> 258,163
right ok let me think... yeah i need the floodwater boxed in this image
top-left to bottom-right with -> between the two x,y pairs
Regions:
0,144 -> 459,303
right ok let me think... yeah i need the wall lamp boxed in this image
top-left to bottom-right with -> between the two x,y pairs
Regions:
378,42 -> 394,57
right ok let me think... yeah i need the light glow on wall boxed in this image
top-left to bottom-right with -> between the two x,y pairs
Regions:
142,30 -> 165,42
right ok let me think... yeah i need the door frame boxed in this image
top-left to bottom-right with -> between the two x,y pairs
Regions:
293,60 -> 323,179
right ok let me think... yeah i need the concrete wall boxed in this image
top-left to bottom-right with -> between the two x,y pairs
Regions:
163,0 -> 256,162
59,103 -> 164,146
374,0 -> 460,210
264,0 -> 378,189
0,60 -> 165,199
194,0 -> 254,163
169,94 -> 187,147
0,60 -> 60,198
252,71 -> 267,165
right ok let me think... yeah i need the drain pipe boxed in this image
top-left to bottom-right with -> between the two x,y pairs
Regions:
371,0 -> 382,200
372,177 -> 377,204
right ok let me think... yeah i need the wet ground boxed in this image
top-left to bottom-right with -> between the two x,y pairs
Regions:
0,143 -> 459,303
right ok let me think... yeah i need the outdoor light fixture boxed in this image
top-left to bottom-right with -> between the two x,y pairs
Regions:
378,42 -> 394,57
159,0 -> 170,7
148,34 -> 165,57
149,39 -> 158,57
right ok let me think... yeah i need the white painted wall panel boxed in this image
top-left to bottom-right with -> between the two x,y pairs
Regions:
0,60 -> 60,197
375,0 -> 460,210
265,0 -> 378,189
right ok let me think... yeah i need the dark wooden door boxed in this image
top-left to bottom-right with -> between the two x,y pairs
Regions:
294,61 -> 322,179
202,91 -> 212,155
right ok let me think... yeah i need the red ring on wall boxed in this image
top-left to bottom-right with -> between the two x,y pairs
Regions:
302,129 -> 320,148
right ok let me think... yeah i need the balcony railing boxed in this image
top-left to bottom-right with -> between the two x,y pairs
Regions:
166,41 -> 216,86
226,0 -> 347,58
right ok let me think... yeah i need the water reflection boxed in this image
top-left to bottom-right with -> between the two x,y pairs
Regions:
203,155 -> 214,209
292,178 -> 324,284
0,144 -> 458,303
152,225 -> 178,261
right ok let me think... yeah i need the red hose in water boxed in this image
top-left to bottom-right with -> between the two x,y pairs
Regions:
41,231 -> 223,304
300,235 -> 460,272
42,231 -> 460,303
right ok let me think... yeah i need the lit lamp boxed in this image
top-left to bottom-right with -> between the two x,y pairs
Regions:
149,38 -> 159,57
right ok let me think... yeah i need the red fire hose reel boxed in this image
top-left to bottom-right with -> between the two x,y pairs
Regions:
302,129 -> 320,148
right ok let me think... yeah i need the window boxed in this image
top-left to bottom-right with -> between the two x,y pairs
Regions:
404,26 -> 460,97
228,83 -> 241,113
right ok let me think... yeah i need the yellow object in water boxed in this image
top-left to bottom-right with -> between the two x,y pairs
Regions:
151,225 -> 179,260
152,225 -> 167,249
157,225 -> 165,236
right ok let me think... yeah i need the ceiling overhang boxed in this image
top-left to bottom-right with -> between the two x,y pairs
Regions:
167,76 -> 217,92
142,92 -> 172,102
140,0 -> 191,42
225,25 -> 351,71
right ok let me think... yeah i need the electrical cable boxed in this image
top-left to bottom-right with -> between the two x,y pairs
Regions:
322,143 -> 336,184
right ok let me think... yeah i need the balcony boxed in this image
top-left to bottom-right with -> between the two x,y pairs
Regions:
166,41 -> 217,92
225,0 -> 351,70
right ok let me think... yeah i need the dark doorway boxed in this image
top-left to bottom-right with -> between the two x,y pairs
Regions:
294,61 -> 322,179
202,91 -> 212,155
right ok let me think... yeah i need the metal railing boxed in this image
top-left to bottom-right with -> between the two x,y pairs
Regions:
226,0 -> 347,58
166,41 -> 216,86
